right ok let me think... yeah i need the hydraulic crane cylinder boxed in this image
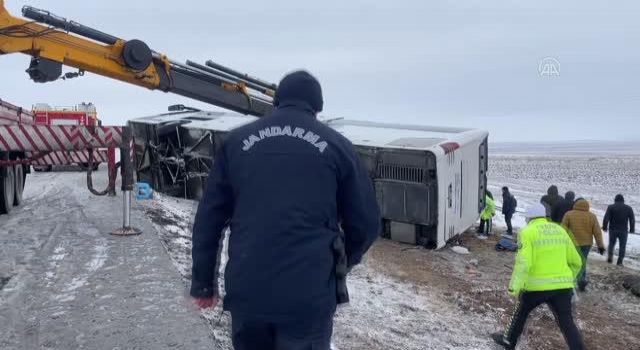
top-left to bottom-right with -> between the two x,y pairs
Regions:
22,6 -> 119,45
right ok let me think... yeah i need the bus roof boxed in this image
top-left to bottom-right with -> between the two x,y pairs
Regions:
327,119 -> 487,151
131,111 -> 488,151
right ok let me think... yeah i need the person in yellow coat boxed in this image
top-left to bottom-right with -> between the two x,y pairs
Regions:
561,198 -> 606,291
477,191 -> 496,236
492,203 -> 585,350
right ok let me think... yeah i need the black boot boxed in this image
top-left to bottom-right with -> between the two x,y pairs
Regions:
491,333 -> 514,349
578,280 -> 587,292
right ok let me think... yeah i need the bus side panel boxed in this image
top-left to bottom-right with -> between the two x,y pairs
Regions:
459,139 -> 483,233
436,133 -> 489,247
436,150 -> 455,248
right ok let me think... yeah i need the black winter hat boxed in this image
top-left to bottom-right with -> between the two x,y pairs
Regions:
615,194 -> 624,203
274,70 -> 323,113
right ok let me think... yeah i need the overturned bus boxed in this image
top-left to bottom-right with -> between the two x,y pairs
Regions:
130,110 -> 488,249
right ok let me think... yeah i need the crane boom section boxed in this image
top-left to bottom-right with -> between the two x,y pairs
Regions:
0,1 -> 274,116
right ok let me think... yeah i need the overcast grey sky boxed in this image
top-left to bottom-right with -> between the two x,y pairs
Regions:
1,0 -> 639,142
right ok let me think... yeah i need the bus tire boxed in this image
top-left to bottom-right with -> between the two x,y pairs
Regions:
0,165 -> 15,214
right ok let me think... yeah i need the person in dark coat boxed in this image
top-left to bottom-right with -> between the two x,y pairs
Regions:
551,191 -> 576,223
502,187 -> 517,236
541,185 -> 564,218
603,194 -> 635,266
190,70 -> 381,350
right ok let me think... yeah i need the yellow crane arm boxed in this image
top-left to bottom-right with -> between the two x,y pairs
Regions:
0,1 -> 275,116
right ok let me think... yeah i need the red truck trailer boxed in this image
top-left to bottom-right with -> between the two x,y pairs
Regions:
0,98 -> 124,215
32,103 -> 103,171
0,98 -> 31,213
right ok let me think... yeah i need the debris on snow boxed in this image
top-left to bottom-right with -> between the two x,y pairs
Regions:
623,275 -> 640,297
451,246 -> 470,255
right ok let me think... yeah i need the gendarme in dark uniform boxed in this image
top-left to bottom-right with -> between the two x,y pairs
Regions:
190,70 -> 381,350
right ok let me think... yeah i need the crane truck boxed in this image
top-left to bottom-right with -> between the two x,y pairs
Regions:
0,1 -> 488,248
0,0 -> 276,215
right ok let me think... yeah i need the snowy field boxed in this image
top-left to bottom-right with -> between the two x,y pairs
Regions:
488,142 -> 640,270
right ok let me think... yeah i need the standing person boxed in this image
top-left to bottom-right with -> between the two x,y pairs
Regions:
562,198 -> 605,292
603,194 -> 635,267
478,191 -> 496,236
492,203 -> 584,350
502,187 -> 517,237
190,71 -> 381,350
541,185 -> 564,218
551,191 -> 576,223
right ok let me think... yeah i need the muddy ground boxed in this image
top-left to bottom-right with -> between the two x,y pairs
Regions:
370,232 -> 640,350
143,194 -> 640,350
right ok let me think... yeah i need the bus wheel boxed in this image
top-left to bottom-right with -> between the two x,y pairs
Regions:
0,165 -> 15,214
13,164 -> 24,206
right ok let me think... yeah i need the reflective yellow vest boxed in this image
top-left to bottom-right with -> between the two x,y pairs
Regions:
509,218 -> 583,295
481,195 -> 496,220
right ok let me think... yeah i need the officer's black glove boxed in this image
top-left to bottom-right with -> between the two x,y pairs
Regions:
598,247 -> 606,255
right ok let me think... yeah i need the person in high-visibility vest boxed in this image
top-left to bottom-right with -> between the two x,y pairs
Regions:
492,203 -> 585,350
477,191 -> 496,235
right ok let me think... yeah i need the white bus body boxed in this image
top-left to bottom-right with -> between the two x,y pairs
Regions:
130,112 -> 489,248
328,120 -> 488,248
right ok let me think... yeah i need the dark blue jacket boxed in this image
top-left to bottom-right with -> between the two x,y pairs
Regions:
603,201 -> 635,233
190,71 -> 380,319
502,192 -> 517,216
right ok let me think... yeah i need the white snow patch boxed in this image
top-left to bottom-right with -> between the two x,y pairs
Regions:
50,311 -> 66,318
65,277 -> 87,292
51,253 -> 66,261
451,246 -> 470,255
86,243 -> 108,273
164,224 -> 182,233
54,294 -> 75,303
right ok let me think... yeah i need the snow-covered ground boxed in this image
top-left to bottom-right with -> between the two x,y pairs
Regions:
488,149 -> 640,270
2,143 -> 638,350
142,194 -> 502,350
0,169 -> 214,349
142,184 -> 640,350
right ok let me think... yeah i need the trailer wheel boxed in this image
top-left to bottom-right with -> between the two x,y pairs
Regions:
0,165 -> 15,214
13,164 -> 24,206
